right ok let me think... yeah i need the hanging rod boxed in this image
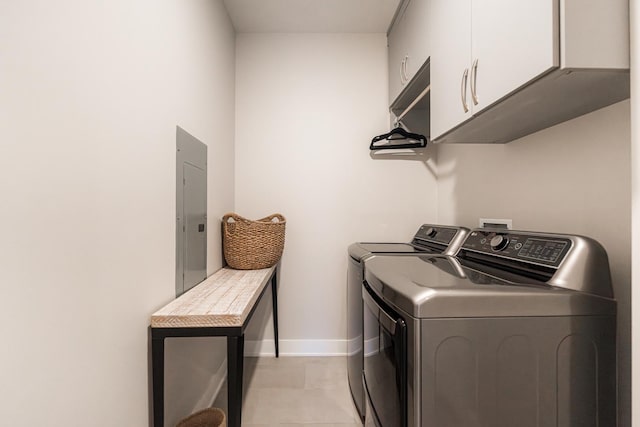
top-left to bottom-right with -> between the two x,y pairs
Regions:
395,84 -> 431,124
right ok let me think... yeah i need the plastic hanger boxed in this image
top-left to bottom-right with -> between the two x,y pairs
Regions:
369,126 -> 427,151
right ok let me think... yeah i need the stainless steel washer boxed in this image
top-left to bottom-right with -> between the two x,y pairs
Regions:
363,228 -> 617,427
347,225 -> 469,421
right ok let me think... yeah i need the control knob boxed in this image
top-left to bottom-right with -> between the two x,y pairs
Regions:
490,234 -> 509,251
424,227 -> 437,238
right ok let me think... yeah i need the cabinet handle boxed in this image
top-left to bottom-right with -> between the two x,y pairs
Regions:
403,55 -> 409,84
471,58 -> 479,105
461,68 -> 469,113
400,57 -> 406,84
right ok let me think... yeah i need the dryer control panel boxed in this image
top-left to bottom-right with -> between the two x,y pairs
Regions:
412,225 -> 469,256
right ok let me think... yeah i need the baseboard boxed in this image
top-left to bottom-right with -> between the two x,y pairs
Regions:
245,339 -> 348,356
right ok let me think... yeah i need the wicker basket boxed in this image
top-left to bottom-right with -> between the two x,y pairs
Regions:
222,212 -> 286,270
175,407 -> 226,427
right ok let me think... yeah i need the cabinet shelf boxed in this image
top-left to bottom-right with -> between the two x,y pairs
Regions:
390,60 -> 430,138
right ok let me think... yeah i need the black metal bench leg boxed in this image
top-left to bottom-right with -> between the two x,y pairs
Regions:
227,335 -> 245,427
271,270 -> 279,358
151,334 -> 165,427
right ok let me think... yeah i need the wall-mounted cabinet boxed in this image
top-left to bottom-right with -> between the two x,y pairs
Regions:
388,0 -> 431,104
430,0 -> 629,144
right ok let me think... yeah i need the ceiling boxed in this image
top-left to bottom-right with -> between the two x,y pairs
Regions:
223,0 -> 401,33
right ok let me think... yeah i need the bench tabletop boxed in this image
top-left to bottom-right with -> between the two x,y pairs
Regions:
151,266 -> 276,328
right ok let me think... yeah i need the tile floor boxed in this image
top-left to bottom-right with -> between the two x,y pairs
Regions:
213,356 -> 363,427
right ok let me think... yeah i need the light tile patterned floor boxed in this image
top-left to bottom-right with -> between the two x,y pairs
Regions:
213,356 -> 363,427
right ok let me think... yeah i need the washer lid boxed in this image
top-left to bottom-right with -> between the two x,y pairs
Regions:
349,242 -> 436,262
349,225 -> 470,261
364,255 -> 616,319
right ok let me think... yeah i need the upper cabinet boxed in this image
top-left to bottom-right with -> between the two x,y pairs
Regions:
388,0 -> 431,104
431,0 -> 557,138
430,0 -> 629,143
429,0 -> 472,139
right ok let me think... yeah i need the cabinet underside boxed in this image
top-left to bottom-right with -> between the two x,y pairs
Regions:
433,67 -> 630,144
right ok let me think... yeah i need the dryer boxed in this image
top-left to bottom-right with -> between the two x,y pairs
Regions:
347,224 -> 469,420
363,228 -> 617,427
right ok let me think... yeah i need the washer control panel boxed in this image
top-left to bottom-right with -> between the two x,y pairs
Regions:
462,230 -> 572,268
411,224 -> 469,251
413,225 -> 460,246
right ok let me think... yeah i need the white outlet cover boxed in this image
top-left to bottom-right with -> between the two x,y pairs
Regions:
479,218 -> 513,229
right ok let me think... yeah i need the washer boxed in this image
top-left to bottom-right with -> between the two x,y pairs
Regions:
347,224 -> 469,421
363,228 -> 617,427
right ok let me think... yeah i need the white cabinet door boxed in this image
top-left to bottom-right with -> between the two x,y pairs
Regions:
388,2 -> 410,103
430,0 -> 627,143
430,0 -> 472,139
471,0 -> 558,111
403,0 -> 431,82
388,0 -> 432,104
431,0 -> 558,140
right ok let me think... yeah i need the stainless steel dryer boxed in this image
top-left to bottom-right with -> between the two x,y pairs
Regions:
347,224 -> 469,419
363,228 -> 617,427
347,225 -> 469,421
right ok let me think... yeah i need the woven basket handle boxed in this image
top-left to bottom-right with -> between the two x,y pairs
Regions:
259,213 -> 286,223
222,212 -> 247,237
222,212 -> 251,224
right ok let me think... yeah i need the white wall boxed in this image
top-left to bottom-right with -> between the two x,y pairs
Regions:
0,1 -> 234,426
630,1 -> 639,426
235,33 -> 439,354
436,100 -> 631,426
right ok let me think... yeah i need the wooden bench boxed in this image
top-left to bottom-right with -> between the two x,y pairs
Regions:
150,265 -> 279,427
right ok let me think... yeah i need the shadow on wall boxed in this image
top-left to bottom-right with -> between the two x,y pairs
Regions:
162,336 -> 228,426
369,145 -> 438,182
243,276 -> 276,352
434,142 -> 505,227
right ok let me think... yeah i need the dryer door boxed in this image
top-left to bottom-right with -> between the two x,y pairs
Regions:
362,281 -> 407,427
347,255 -> 365,420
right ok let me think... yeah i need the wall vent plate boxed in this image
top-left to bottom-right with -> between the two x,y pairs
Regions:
479,218 -> 512,229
